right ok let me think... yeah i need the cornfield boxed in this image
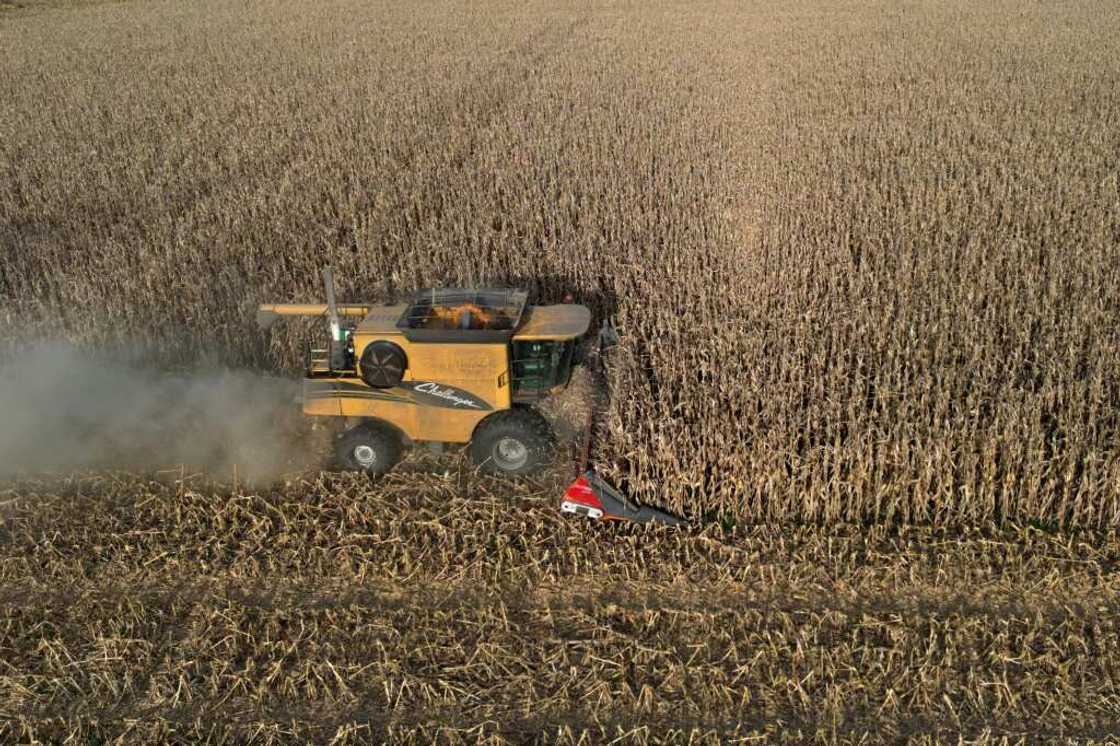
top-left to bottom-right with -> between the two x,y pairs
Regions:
2,0 -> 1119,741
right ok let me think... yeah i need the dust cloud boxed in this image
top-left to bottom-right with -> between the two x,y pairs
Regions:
0,344 -> 313,482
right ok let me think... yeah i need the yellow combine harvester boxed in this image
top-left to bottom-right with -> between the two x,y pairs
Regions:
257,269 -> 590,477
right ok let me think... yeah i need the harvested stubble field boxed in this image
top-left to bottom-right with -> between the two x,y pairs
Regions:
3,472 -> 1120,743
2,0 -> 1120,742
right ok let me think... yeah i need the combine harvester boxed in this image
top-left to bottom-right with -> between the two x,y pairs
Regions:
258,269 -> 682,527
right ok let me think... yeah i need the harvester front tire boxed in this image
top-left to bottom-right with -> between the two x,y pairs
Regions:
359,341 -> 407,389
335,422 -> 402,477
470,408 -> 554,477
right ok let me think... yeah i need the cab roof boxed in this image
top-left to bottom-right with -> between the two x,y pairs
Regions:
513,304 -> 591,341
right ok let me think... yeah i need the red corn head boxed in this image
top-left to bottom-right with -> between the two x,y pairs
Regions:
560,471 -> 685,526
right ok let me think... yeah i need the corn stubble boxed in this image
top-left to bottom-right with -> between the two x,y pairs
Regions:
2,0 -> 1120,741
2,472 -> 1120,742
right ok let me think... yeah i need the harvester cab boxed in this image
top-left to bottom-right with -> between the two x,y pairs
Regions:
257,269 -> 590,477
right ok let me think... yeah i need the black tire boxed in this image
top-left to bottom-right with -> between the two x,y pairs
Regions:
359,341 -> 407,389
335,422 -> 403,476
469,408 -> 554,476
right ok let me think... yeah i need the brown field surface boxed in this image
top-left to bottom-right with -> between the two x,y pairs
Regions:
2,0 -> 1119,741
3,472 -> 1120,742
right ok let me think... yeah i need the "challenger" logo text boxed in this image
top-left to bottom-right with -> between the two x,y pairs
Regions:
403,381 -> 492,410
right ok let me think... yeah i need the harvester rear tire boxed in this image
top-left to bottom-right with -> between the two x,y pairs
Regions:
469,408 -> 554,477
335,421 -> 402,477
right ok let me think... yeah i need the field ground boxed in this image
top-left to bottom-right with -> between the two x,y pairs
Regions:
2,0 -> 1120,741
3,470 -> 1120,743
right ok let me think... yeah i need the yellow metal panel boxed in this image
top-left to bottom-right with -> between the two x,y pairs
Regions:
406,341 -> 509,442
303,394 -> 344,418
406,342 -> 506,389
337,398 -> 420,438
334,336 -> 512,443
356,305 -> 409,334
513,304 -> 591,340
414,408 -> 490,443
301,376 -> 421,440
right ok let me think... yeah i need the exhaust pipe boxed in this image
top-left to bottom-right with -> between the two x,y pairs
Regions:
322,267 -> 347,371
